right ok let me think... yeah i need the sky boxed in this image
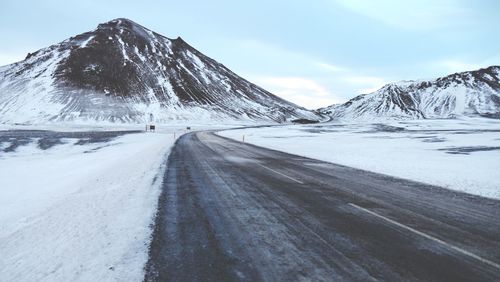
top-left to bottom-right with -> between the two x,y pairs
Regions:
1,0 -> 499,109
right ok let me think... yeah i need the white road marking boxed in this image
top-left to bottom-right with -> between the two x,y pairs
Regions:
257,164 -> 304,184
348,203 -> 500,270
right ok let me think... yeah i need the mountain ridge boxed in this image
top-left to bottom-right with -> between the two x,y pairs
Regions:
319,66 -> 500,120
0,18 -> 320,124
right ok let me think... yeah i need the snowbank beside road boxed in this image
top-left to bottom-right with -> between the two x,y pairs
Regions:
0,131 -> 174,281
219,118 -> 500,199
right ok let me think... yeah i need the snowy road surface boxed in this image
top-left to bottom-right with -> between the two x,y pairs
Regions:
145,131 -> 500,281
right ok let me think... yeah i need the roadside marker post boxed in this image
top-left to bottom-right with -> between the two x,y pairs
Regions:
242,135 -> 245,142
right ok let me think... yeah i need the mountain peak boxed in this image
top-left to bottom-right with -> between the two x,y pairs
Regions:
109,18 -> 137,24
0,18 -> 319,124
96,18 -> 150,36
99,18 -> 142,28
320,65 -> 500,120
93,18 -> 179,45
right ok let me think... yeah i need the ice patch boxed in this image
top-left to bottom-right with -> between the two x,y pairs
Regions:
117,36 -> 130,65
80,35 -> 95,48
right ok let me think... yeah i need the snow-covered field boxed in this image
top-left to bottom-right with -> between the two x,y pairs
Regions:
219,118 -> 500,199
0,121 -> 248,132
0,129 -> 174,281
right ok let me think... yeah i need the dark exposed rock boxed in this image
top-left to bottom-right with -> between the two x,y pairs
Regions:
291,118 -> 320,124
0,18 -> 320,124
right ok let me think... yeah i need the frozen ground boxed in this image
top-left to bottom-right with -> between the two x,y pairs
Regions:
0,129 -> 174,281
219,117 -> 500,199
0,121 -> 245,132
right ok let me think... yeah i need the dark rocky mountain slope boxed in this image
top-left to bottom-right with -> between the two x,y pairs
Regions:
0,18 -> 320,124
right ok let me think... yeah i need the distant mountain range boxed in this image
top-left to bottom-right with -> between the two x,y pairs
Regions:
320,66 -> 500,120
0,18 -> 320,124
1,18 -> 498,125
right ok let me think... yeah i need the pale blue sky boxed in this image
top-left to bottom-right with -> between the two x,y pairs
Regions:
1,0 -> 499,108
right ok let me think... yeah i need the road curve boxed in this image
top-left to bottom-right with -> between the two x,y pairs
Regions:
144,131 -> 500,282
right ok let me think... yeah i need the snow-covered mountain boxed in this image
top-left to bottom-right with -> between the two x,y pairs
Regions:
0,18 -> 320,124
320,66 -> 500,120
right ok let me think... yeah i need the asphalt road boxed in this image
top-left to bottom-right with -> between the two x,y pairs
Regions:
144,131 -> 500,282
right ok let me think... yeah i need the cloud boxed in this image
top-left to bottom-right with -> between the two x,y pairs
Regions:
231,39 -> 316,73
332,0 -> 466,30
260,77 -> 331,96
0,52 -> 25,66
432,59 -> 492,74
218,38 -> 403,103
255,76 -> 341,109
341,75 -> 388,94
227,39 -> 350,76
439,60 -> 482,73
315,62 -> 347,73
